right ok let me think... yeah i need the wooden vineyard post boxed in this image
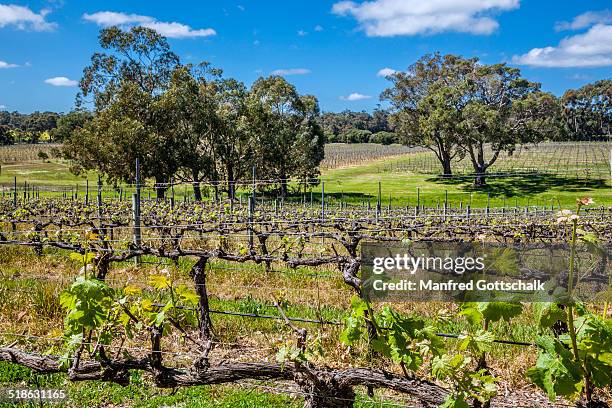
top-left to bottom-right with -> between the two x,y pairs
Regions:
321,181 -> 325,221
133,158 -> 142,265
252,166 -> 256,209
170,180 -> 175,210
97,175 -> 103,219
416,187 -> 420,215
13,177 -> 16,208
229,181 -> 234,214
85,179 -> 89,206
248,196 -> 254,250
376,181 -> 381,222
444,190 -> 448,221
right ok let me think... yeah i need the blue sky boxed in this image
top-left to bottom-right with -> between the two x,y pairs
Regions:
0,0 -> 610,113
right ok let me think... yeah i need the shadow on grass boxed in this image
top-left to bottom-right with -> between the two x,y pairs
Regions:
426,173 -> 609,198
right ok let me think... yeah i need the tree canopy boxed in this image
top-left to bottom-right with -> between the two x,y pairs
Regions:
382,53 -> 565,185
562,79 -> 611,139
63,26 -> 325,198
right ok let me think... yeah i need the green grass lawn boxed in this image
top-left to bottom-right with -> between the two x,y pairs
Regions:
316,152 -> 611,208
0,145 -> 610,208
0,161 -> 96,186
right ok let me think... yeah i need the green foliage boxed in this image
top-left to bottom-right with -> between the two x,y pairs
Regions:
339,295 -> 497,406
50,109 -> 92,142
460,302 -> 523,326
57,269 -> 200,368
561,79 -> 611,140
339,295 -> 369,346
528,200 -> 611,402
534,302 -> 567,330
526,336 -> 584,400
59,276 -> 115,366
60,276 -> 114,336
530,310 -> 612,401
432,354 -> 497,407
65,27 -> 325,197
382,52 -> 565,181
458,330 -> 495,355
338,128 -> 372,144
0,124 -> 14,145
369,131 -> 397,145
320,108 -> 391,137
574,314 -> 612,388
371,307 -> 444,371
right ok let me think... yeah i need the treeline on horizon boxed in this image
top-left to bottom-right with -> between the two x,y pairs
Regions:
1,78 -> 609,147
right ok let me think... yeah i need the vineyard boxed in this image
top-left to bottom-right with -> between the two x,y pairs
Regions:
383,142 -> 612,180
320,144 -> 423,170
1,6 -> 610,406
0,165 -> 610,407
0,145 -> 61,165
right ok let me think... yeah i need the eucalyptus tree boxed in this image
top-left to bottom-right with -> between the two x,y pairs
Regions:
291,94 -> 326,189
383,54 -> 562,185
65,26 -> 182,196
155,64 -> 219,201
459,64 -> 562,186
562,79 -> 611,139
381,53 -> 473,176
0,125 -> 13,145
247,76 -> 325,196
51,110 -> 92,142
212,78 -> 253,200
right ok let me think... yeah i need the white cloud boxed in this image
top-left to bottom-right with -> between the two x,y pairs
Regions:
271,68 -> 311,76
0,4 -> 56,31
83,11 -> 216,38
0,105 -> 6,110
314,25 -> 324,32
297,29 -> 308,36
377,67 -> 396,77
0,60 -> 18,68
142,21 -> 215,38
341,92 -> 372,101
82,11 -> 152,26
555,10 -> 612,31
44,76 -> 78,87
512,24 -> 612,67
331,0 -> 519,36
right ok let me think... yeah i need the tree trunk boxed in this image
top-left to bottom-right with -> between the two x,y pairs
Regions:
155,184 -> 167,200
226,164 -> 235,200
441,159 -> 452,177
193,183 -> 202,201
470,142 -> 488,187
474,165 -> 487,187
280,172 -> 288,197
192,169 -> 203,201
214,183 -> 219,202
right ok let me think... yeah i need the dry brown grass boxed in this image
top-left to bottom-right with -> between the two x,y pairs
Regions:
0,246 -> 548,390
